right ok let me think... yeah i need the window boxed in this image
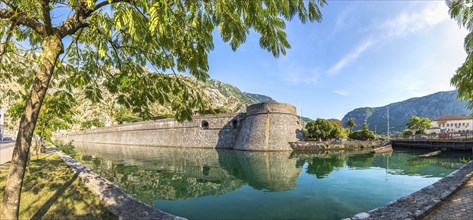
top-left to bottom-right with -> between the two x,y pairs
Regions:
201,120 -> 209,129
232,120 -> 238,129
463,123 -> 465,126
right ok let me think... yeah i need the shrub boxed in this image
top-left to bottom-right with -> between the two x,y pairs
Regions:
80,119 -> 105,129
349,129 -> 376,141
116,114 -> 142,124
58,142 -> 79,159
402,129 -> 413,136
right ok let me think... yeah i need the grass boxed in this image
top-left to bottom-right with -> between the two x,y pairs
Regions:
0,153 -> 117,219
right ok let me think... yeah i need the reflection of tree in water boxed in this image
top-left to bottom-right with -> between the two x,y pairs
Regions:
346,154 -> 375,168
75,145 -> 245,203
81,159 -> 245,204
367,151 -> 466,177
306,155 -> 346,179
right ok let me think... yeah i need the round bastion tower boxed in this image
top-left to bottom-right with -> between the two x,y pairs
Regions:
233,102 -> 305,151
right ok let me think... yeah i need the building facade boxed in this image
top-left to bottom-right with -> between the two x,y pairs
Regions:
426,115 -> 473,135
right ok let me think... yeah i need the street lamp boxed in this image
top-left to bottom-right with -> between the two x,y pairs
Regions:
387,107 -> 390,139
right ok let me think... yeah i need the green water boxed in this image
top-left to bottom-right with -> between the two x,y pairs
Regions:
75,143 -> 470,220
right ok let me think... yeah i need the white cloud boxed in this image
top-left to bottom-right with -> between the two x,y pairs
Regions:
328,2 -> 450,75
333,90 -> 349,96
328,40 -> 373,75
381,2 -> 448,38
334,8 -> 351,31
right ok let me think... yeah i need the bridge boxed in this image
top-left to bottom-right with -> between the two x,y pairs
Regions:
391,138 -> 473,151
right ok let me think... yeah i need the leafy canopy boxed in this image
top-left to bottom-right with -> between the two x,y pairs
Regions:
0,0 -> 326,121
8,91 -> 76,141
448,0 -> 473,108
405,115 -> 431,134
346,118 -> 356,134
305,118 -> 347,141
349,123 -> 376,141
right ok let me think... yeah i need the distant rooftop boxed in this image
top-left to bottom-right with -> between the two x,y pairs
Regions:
434,115 -> 472,121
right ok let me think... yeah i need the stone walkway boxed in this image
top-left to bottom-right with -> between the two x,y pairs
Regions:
424,175 -> 473,220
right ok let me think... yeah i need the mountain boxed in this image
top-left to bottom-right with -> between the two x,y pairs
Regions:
202,79 -> 274,112
341,90 -> 472,134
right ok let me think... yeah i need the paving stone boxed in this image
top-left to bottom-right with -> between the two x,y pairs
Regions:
423,175 -> 473,220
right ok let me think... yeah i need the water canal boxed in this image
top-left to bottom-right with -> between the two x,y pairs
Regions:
74,143 -> 470,220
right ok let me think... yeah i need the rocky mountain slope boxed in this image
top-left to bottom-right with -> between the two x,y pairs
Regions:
202,79 -> 274,113
341,90 -> 472,134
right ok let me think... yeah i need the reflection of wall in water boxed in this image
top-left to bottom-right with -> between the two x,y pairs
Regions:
75,143 -> 245,202
218,150 -> 302,191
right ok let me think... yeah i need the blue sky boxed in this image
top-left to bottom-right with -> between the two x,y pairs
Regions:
206,1 -> 468,120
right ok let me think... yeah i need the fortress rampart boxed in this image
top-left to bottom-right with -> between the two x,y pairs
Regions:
62,102 -> 304,151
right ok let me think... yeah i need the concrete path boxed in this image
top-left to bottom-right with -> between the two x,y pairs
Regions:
0,142 -> 14,164
424,175 -> 473,220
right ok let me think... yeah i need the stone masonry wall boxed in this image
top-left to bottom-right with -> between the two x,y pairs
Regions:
233,102 -> 304,151
63,114 -> 243,149
62,102 -> 304,151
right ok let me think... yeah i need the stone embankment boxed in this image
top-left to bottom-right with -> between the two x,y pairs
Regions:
346,161 -> 473,220
290,140 -> 387,151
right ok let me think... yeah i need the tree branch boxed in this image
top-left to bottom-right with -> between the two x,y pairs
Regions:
89,0 -> 132,17
0,8 -> 45,35
41,0 -> 53,35
58,0 -> 131,38
0,20 -> 17,59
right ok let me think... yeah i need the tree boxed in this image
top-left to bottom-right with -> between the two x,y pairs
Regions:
347,118 -> 356,134
305,118 -> 334,141
0,0 -> 325,218
448,1 -> 473,108
406,116 -> 432,135
349,123 -> 376,141
9,91 -> 76,157
329,119 -> 348,139
402,129 -> 413,136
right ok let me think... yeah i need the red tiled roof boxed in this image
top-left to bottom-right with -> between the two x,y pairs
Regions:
434,115 -> 472,121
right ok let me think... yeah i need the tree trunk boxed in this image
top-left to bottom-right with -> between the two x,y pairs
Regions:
1,35 -> 63,219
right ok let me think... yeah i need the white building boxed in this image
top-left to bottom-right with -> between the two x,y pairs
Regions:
426,115 -> 473,134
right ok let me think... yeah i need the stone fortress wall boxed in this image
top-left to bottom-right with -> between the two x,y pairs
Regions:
62,102 -> 304,151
